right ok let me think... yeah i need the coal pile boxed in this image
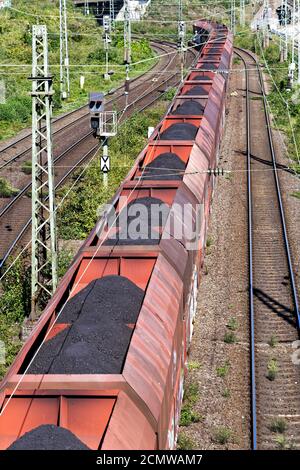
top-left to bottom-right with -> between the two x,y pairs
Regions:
8,425 -> 90,450
199,63 -> 218,70
28,276 -> 144,374
104,196 -> 169,245
193,75 -> 211,81
184,85 -> 207,96
174,101 -> 205,116
141,152 -> 185,180
160,123 -> 198,140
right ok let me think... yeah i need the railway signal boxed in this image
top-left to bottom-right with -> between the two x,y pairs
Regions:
59,0 -> 70,99
30,25 -> 57,319
89,92 -> 117,187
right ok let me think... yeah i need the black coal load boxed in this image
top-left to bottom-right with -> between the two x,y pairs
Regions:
8,425 -> 90,450
193,75 -> 211,81
184,85 -> 207,96
174,100 -> 205,116
199,63 -> 218,70
104,196 -> 169,245
160,123 -> 198,140
28,276 -> 144,374
141,152 -> 185,181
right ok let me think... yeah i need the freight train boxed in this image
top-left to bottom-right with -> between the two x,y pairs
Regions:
0,20 -> 232,450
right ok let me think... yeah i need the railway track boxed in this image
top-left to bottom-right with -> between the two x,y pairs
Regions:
235,47 -> 300,450
0,41 -> 198,269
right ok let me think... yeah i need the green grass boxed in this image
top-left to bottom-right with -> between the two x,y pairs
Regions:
180,381 -> 202,427
187,360 -> 201,371
222,388 -> 231,398
0,177 -> 19,197
177,432 -> 196,450
269,418 -> 288,434
21,160 -> 32,175
216,360 -> 230,378
268,335 -> 278,348
226,317 -> 238,331
267,358 -> 279,381
224,331 -> 236,344
291,191 -> 300,199
213,426 -> 232,445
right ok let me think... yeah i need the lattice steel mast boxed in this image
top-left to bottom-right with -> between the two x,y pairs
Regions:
124,0 -> 131,64
31,25 -> 57,319
59,0 -> 70,99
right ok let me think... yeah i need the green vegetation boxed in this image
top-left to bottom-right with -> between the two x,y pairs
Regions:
268,334 -> 278,348
291,191 -> 300,199
177,432 -> 196,450
226,317 -> 238,331
222,388 -> 231,398
216,360 -> 230,378
0,177 -> 19,197
275,435 -> 289,449
213,426 -> 232,445
267,358 -> 279,381
187,360 -> 201,371
224,331 -> 236,344
180,382 -> 202,426
0,257 -> 30,379
57,101 -> 168,239
206,236 -> 213,248
269,418 -> 288,434
21,160 -> 32,175
0,1 -> 155,140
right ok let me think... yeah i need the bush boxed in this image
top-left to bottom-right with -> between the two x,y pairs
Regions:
0,177 -> 18,197
177,432 -> 196,450
213,426 -> 232,445
269,418 -> 287,434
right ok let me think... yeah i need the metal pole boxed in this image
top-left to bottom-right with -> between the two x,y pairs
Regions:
110,0 -> 115,30
31,25 -> 57,319
291,0 -> 296,83
284,0 -> 288,60
298,0 -> 300,82
59,0 -> 70,99
124,0 -> 131,64
84,0 -> 89,15
240,0 -> 245,26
